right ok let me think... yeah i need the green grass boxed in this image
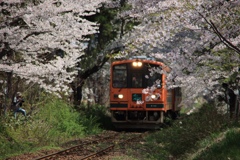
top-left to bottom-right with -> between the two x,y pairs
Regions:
195,129 -> 240,160
141,103 -> 234,160
0,96 -> 110,159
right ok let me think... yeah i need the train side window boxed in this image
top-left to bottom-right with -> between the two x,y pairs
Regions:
113,64 -> 127,88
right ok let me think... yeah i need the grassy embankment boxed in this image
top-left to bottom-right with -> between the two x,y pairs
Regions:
0,95 -> 112,159
121,103 -> 240,160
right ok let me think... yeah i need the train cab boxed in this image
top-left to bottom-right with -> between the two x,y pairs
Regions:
109,56 -> 181,129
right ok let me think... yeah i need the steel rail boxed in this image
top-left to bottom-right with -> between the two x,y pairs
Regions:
34,133 -> 119,160
80,132 -> 145,160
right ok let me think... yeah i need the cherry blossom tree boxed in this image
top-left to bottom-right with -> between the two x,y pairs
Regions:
119,0 -> 240,109
0,0 -> 108,96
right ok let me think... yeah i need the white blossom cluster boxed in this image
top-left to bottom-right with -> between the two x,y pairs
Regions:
121,0 -> 240,106
0,0 -> 108,94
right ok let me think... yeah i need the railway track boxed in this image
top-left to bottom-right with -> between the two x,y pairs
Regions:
33,131 -> 146,160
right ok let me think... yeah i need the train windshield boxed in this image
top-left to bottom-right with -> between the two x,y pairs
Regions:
112,64 -> 127,88
145,64 -> 162,88
112,62 -> 162,88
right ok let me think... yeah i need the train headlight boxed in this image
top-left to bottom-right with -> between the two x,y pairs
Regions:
137,62 -> 142,67
151,94 -> 156,99
132,62 -> 138,67
150,93 -> 160,100
132,61 -> 142,67
118,94 -> 124,99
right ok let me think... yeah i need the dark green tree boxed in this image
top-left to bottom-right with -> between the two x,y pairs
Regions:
70,0 -> 140,106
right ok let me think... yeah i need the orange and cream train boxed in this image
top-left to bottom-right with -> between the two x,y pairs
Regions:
109,56 -> 182,129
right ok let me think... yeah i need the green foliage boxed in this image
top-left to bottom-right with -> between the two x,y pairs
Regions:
80,104 -> 114,130
0,96 -> 105,159
195,129 -> 240,160
80,1 -> 140,70
38,99 -> 86,138
206,48 -> 239,86
144,103 -> 230,160
0,116 -> 26,159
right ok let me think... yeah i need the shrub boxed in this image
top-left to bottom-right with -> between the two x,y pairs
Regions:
38,99 -> 86,139
80,104 -> 114,130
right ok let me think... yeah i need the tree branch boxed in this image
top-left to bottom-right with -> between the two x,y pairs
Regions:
198,12 -> 240,54
23,31 -> 51,40
209,20 -> 240,55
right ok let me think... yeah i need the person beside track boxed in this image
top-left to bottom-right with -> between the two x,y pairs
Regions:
13,92 -> 26,119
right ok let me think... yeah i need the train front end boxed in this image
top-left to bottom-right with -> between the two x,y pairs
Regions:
109,58 -> 169,129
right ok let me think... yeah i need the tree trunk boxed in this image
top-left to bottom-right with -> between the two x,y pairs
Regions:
70,81 -> 84,107
71,56 -> 110,107
6,72 -> 13,114
235,93 -> 239,121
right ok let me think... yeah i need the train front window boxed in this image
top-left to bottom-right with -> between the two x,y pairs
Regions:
146,65 -> 162,88
112,64 -> 127,88
112,63 -> 162,88
132,72 -> 143,88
